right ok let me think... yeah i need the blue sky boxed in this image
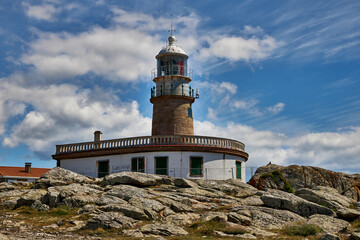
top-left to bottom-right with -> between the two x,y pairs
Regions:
0,0 -> 359,174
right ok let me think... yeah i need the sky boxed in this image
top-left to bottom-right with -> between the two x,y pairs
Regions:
0,0 -> 359,175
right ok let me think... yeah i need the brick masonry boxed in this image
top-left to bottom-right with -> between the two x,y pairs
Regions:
151,95 -> 194,136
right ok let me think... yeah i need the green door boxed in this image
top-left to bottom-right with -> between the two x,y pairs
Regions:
190,157 -> 203,176
98,161 -> 109,178
236,161 -> 242,179
155,157 -> 168,175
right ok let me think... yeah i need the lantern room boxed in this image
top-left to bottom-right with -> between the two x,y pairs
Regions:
155,35 -> 189,77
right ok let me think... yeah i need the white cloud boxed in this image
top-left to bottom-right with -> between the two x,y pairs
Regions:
25,4 -> 59,21
19,9 -> 280,83
112,9 -> 201,35
21,26 -> 162,82
0,97 -> 27,135
273,2 -> 360,61
0,78 -> 151,158
195,121 -> 360,172
242,25 -> 265,36
266,102 -> 285,114
206,107 -> 218,120
197,35 -> 279,62
198,80 -> 284,119
326,78 -> 357,89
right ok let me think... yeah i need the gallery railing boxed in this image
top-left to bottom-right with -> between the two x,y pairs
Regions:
150,85 -> 199,98
55,135 -> 245,155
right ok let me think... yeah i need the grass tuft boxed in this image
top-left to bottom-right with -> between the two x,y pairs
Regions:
283,223 -> 323,236
189,219 -> 246,236
222,226 -> 247,235
189,220 -> 227,235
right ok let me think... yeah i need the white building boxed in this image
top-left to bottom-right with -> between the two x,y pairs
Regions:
52,31 -> 249,181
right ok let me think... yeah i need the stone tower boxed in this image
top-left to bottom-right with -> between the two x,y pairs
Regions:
150,32 -> 198,136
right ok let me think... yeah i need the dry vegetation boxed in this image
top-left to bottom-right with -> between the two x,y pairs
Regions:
0,205 -> 344,239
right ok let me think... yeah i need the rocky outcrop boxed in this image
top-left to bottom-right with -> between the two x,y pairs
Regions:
233,205 -> 305,230
0,166 -> 359,239
0,182 -> 15,192
261,189 -> 334,217
140,223 -> 188,236
336,208 -> 360,221
44,183 -> 102,207
320,233 -> 341,240
103,171 -> 168,186
349,232 -> 360,240
249,164 -> 360,200
86,211 -> 137,230
15,189 -> 47,208
39,167 -> 93,185
295,186 -> 354,210
307,214 -> 350,233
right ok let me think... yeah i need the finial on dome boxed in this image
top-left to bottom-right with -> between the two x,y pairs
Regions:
168,14 -> 176,45
168,35 -> 176,45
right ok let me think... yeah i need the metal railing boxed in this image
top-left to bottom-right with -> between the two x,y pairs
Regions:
55,135 -> 245,155
150,85 -> 199,98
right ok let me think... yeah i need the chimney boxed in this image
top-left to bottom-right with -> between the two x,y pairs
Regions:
25,162 -> 32,173
94,130 -> 102,142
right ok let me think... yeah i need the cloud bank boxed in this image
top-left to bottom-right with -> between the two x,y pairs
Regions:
195,121 -> 360,173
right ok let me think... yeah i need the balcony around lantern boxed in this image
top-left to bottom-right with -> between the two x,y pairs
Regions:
150,84 -> 199,99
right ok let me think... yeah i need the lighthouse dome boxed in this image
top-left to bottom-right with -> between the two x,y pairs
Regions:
157,34 -> 187,56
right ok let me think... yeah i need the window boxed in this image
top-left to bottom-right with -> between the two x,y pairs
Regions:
155,157 -> 168,175
236,161 -> 242,179
131,157 -> 145,173
188,107 -> 192,118
98,160 -> 109,178
190,157 -> 203,177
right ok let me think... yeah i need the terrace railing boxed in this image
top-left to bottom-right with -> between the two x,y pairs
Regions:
55,135 -> 245,155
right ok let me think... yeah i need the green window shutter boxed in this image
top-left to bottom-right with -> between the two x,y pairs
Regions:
138,158 -> 144,172
155,157 -> 168,175
131,158 -> 138,172
190,157 -> 203,176
236,161 -> 242,179
98,161 -> 109,178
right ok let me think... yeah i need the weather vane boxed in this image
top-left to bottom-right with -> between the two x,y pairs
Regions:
169,14 -> 176,35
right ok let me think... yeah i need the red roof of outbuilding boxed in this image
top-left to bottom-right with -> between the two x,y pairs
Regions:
0,166 -> 51,178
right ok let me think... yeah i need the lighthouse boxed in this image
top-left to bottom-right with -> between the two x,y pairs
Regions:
150,31 -> 197,136
53,29 -> 248,181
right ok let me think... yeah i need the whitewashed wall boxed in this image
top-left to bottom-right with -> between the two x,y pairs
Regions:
60,151 -> 246,182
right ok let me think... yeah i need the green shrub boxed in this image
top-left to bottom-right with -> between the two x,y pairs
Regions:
47,206 -> 76,217
260,170 -> 294,193
283,224 -> 323,236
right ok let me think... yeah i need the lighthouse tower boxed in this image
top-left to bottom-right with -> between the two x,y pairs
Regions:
150,30 -> 198,136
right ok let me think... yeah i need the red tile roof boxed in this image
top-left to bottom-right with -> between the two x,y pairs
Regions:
0,166 -> 51,178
